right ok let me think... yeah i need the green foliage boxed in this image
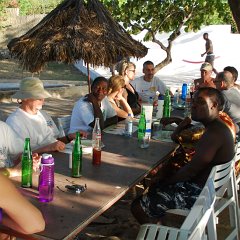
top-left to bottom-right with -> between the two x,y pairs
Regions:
0,0 -> 8,15
19,0 -> 31,15
0,0 -> 9,26
102,0 -> 234,36
101,0 -> 236,70
18,0 -> 63,15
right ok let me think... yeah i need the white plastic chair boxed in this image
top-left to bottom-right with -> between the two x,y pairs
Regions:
136,179 -> 217,240
165,158 -> 239,239
57,116 -> 71,137
208,160 -> 239,240
234,142 -> 240,189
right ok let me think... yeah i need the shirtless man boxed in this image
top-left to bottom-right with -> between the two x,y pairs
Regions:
201,33 -> 215,67
131,87 -> 235,224
194,62 -> 215,90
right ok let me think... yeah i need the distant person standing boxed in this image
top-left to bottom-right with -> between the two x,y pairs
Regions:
201,33 -> 215,67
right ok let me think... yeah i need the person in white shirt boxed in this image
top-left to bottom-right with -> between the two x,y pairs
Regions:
131,61 -> 168,103
69,77 -> 118,133
0,121 -> 23,169
6,77 -> 86,153
0,120 -> 41,178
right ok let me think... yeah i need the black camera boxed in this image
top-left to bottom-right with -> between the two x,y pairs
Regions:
65,184 -> 87,194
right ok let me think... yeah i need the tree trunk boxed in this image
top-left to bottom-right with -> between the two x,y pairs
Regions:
228,0 -> 240,33
152,9 -> 193,73
153,29 -> 181,73
154,47 -> 172,73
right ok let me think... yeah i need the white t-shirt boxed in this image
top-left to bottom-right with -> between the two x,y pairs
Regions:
6,108 -> 59,150
131,76 -> 167,102
69,96 -> 116,133
0,121 -> 23,168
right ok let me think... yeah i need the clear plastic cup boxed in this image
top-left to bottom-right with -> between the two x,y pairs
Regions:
152,122 -> 161,138
139,135 -> 150,149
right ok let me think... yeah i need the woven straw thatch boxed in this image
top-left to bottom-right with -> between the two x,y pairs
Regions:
7,0 -> 148,73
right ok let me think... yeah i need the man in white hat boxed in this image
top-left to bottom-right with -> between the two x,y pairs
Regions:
6,77 -> 85,153
194,62 -> 215,90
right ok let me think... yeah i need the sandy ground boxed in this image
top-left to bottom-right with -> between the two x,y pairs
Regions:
0,85 -> 237,240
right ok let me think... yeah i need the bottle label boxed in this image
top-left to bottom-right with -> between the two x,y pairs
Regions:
125,121 -> 133,137
92,133 -> 102,149
96,134 -> 101,140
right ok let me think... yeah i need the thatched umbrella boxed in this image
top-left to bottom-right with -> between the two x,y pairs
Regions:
7,0 -> 148,92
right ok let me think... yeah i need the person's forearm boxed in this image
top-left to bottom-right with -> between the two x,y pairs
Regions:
104,116 -> 118,128
0,167 -> 21,178
119,98 -> 133,116
132,106 -> 141,115
160,117 -> 183,126
32,145 -> 52,154
58,135 -> 71,144
2,213 -> 44,234
0,174 -> 45,234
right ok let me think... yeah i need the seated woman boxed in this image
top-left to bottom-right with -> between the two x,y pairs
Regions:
107,75 -> 133,120
0,174 -> 45,239
119,61 -> 141,115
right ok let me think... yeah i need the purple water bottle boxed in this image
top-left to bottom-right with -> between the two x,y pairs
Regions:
39,153 -> 54,202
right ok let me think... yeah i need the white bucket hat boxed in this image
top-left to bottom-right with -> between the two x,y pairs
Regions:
200,62 -> 213,71
12,77 -> 52,99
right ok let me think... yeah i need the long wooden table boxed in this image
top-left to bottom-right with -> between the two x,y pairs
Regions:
1,133 -> 177,240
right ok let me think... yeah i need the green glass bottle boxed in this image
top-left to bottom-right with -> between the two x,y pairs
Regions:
21,138 -> 33,188
163,89 -> 171,117
72,132 -> 82,177
138,108 -> 146,141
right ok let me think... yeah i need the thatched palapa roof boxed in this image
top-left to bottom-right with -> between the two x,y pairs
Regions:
7,0 -> 148,73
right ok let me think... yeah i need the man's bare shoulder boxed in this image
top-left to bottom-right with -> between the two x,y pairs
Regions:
205,120 -> 234,141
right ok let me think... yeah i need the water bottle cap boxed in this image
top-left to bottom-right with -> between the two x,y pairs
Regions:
42,153 -> 52,159
41,154 -> 54,164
